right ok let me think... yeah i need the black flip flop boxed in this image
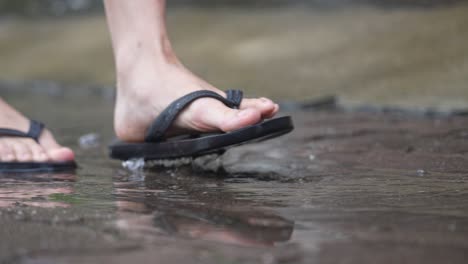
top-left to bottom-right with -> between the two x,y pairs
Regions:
109,90 -> 294,161
0,120 -> 77,173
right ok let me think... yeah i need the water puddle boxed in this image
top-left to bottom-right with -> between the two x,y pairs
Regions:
1,82 -> 468,264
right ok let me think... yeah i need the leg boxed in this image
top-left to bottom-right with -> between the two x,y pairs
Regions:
104,0 -> 279,142
0,98 -> 74,162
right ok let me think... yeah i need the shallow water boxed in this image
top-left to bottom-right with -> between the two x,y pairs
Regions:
1,90 -> 467,264
1,3 -> 468,262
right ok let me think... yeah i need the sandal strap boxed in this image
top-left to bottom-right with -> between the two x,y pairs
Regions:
144,89 -> 244,142
0,120 -> 45,142
225,89 -> 243,109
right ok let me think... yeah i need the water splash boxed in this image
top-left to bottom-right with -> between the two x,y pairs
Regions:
122,158 -> 146,171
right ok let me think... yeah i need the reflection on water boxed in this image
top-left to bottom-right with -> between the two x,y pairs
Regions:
0,173 -> 76,208
0,168 -> 294,248
113,170 -> 294,247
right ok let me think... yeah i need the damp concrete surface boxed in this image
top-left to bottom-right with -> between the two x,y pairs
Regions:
0,89 -> 467,264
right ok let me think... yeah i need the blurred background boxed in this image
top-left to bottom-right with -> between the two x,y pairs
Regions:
0,0 -> 467,111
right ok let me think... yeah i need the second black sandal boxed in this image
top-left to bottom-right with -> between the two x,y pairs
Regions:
0,120 -> 77,173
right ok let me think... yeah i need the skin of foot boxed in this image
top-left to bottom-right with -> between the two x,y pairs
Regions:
114,57 -> 279,142
0,99 -> 75,163
105,0 -> 279,142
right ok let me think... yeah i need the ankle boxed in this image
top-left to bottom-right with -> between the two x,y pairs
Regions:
115,48 -> 184,99
114,35 -> 179,74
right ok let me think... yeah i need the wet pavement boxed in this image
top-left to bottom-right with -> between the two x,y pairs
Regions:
1,2 -> 468,262
0,89 -> 467,264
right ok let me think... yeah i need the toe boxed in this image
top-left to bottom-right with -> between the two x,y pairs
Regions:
38,129 -> 62,149
9,139 -> 33,162
272,103 -> 280,116
29,141 -> 50,162
240,97 -> 277,119
182,99 -> 262,133
47,147 -> 75,162
0,140 -> 15,162
214,104 -> 262,132
39,129 -> 75,162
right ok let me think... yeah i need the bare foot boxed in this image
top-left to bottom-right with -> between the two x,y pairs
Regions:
114,45 -> 279,142
104,0 -> 279,142
0,98 -> 75,163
